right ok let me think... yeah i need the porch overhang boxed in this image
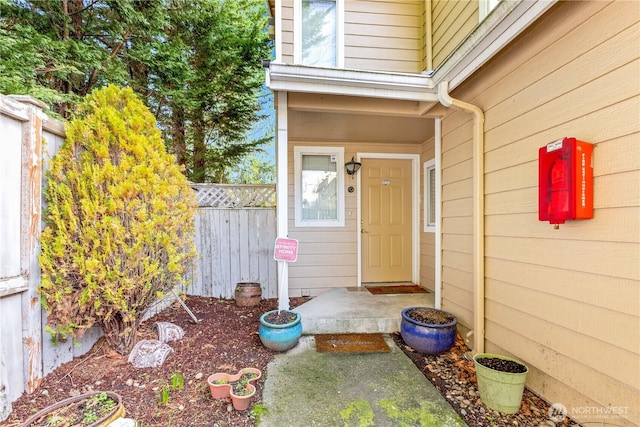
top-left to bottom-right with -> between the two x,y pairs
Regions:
266,64 -> 439,104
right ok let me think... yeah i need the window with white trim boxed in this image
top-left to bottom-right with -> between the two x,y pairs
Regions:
423,159 -> 436,232
294,146 -> 345,227
295,0 -> 343,67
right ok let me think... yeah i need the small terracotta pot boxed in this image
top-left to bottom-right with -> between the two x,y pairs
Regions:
230,383 -> 256,411
207,373 -> 234,399
207,368 -> 262,401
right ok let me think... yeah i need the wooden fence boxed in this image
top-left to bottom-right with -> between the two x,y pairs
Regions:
189,183 -> 277,299
189,206 -> 277,299
0,94 -> 278,421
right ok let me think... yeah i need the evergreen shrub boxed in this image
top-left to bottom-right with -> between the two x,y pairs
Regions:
39,85 -> 196,354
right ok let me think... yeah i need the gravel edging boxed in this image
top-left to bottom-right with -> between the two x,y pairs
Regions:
392,332 -> 580,427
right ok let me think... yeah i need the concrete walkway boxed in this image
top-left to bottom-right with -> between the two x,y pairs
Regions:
259,287 -> 466,426
295,287 -> 436,334
259,335 -> 467,426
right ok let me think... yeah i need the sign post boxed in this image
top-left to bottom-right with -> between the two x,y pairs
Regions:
273,238 -> 298,311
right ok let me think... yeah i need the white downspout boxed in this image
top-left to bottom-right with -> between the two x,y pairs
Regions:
437,81 -> 485,354
434,118 -> 442,310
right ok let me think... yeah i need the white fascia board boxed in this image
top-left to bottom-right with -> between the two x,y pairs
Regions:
433,0 -> 557,90
267,63 -> 438,102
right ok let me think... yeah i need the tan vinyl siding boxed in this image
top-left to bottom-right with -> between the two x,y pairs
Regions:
279,1 -> 425,72
431,0 -> 478,69
440,106 -> 475,327
344,1 -> 425,72
287,140 -> 422,296
439,1 -> 640,425
420,137 -> 436,291
281,2 -> 294,63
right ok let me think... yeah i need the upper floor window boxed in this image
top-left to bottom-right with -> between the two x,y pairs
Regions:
295,0 -> 343,67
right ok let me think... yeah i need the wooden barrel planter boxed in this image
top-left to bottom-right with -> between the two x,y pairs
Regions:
20,391 -> 125,427
234,282 -> 262,306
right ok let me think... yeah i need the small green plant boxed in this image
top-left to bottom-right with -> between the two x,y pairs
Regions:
171,371 -> 185,391
159,385 -> 171,406
82,411 -> 98,424
159,371 -> 185,406
250,403 -> 268,423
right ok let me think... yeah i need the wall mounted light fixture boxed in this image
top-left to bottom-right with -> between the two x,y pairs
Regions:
345,157 -> 361,177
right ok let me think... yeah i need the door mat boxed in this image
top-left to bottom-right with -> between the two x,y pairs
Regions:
315,333 -> 391,353
365,285 -> 428,295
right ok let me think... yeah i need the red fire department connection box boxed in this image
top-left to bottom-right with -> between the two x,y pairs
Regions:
538,137 -> 593,227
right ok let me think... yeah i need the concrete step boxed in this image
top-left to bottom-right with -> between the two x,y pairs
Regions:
294,287 -> 435,334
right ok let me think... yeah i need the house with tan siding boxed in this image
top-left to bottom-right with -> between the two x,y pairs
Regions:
265,1 -> 640,425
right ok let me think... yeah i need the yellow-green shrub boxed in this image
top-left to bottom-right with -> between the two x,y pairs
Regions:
39,85 -> 196,355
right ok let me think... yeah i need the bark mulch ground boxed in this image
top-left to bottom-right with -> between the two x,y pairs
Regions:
4,296 -> 577,427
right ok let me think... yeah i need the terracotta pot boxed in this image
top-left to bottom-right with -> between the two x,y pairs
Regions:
207,373 -> 234,399
230,383 -> 256,411
207,368 -> 261,400
234,282 -> 262,306
20,391 -> 125,427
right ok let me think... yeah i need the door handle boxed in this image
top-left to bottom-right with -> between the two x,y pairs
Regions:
361,228 -> 368,233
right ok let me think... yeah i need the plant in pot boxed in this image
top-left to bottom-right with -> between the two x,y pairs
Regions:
20,391 -> 126,426
207,368 -> 262,400
473,353 -> 529,414
400,307 -> 458,354
230,380 -> 256,411
259,309 -> 302,351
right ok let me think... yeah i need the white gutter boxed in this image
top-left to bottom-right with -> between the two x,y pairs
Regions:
267,63 -> 438,102
437,81 -> 485,354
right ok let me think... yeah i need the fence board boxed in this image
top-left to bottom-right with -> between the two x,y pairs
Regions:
189,208 -> 277,299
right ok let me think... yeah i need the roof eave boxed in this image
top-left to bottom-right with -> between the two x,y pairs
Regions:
266,64 -> 439,103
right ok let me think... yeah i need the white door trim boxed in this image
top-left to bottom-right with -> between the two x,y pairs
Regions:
356,153 -> 421,286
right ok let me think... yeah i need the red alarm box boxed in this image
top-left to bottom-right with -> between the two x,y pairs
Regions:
539,138 -> 593,227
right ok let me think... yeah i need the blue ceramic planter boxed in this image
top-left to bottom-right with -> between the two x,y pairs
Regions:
400,307 -> 457,355
259,310 -> 302,351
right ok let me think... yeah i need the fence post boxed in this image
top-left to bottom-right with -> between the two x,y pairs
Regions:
13,96 -> 47,394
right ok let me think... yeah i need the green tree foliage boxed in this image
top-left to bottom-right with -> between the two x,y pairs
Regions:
0,0 -> 273,182
39,85 -> 196,355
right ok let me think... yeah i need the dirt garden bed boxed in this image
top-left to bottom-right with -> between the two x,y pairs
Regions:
3,296 -> 576,427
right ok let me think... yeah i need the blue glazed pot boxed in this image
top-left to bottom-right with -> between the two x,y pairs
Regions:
400,307 -> 457,355
259,310 -> 302,351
